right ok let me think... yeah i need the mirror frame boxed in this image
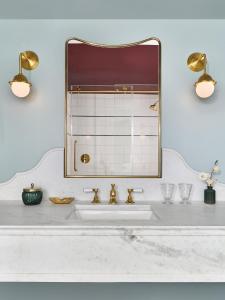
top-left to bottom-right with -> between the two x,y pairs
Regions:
64,37 -> 162,178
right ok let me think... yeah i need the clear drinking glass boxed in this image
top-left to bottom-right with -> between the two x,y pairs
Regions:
178,183 -> 192,204
160,183 -> 175,204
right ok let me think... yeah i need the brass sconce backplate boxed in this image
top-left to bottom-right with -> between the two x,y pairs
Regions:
21,51 -> 39,70
187,52 -> 206,72
81,154 -> 90,164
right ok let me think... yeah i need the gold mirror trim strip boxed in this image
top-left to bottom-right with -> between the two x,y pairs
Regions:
66,37 -> 161,48
68,91 -> 159,94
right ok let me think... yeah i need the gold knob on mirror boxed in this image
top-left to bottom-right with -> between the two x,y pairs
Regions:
81,153 -> 90,164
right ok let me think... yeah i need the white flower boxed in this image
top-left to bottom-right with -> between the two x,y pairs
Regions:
199,172 -> 210,181
213,165 -> 220,173
206,179 -> 214,186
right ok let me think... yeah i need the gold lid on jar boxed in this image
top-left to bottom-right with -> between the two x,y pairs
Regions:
23,183 -> 42,192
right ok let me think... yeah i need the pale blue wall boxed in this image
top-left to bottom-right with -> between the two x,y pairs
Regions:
0,0 -> 223,19
0,19 -> 224,182
0,18 -> 225,299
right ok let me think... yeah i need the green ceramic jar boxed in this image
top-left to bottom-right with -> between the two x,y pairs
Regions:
204,186 -> 216,205
22,183 -> 43,206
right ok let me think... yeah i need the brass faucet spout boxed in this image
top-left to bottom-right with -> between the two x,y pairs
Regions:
109,184 -> 117,204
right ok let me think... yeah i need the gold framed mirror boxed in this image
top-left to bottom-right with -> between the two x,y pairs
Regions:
64,37 -> 161,178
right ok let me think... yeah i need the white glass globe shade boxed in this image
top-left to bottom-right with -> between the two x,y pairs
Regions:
10,81 -> 31,98
195,81 -> 215,98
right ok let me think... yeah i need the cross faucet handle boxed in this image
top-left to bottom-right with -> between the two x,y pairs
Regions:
83,188 -> 100,204
132,188 -> 143,193
126,188 -> 143,204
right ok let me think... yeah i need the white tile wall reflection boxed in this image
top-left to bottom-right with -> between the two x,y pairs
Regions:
71,116 -> 158,136
69,93 -> 159,117
67,93 -> 160,176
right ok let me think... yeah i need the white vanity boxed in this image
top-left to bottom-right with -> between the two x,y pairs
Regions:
1,201 -> 225,282
0,148 -> 225,282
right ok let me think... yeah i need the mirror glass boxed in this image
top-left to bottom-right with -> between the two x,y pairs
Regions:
65,38 -> 161,178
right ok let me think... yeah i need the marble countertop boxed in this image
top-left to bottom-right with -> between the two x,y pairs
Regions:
1,200 -> 225,230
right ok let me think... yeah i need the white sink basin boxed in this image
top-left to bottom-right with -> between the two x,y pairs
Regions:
74,202 -> 152,220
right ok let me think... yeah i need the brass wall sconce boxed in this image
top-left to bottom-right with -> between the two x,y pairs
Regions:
187,52 -> 216,99
9,51 -> 39,98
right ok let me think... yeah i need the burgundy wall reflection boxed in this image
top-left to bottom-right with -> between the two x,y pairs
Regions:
67,43 -> 159,90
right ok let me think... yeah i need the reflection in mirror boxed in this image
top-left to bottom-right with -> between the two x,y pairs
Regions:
65,38 -> 161,178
